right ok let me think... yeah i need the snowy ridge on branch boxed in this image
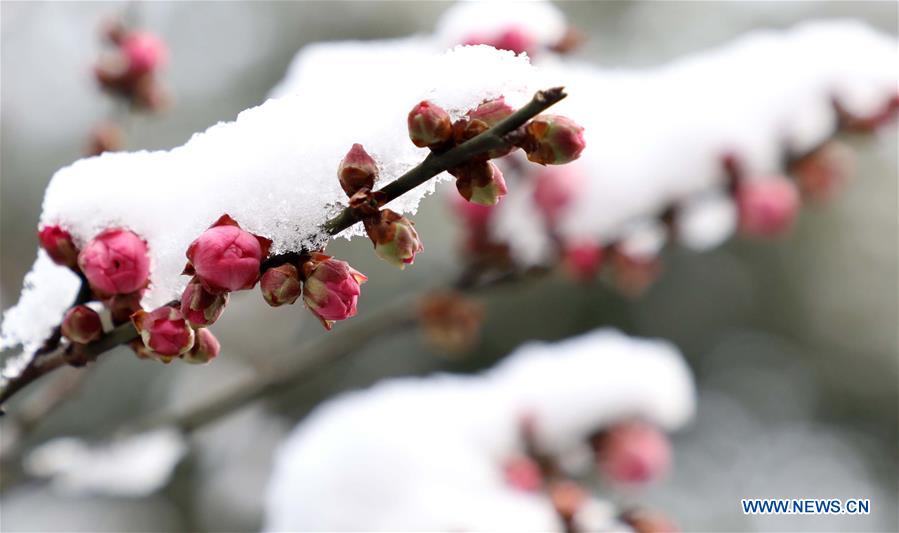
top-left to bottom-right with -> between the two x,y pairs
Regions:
264,329 -> 695,531
0,46 -> 538,358
495,20 -> 898,263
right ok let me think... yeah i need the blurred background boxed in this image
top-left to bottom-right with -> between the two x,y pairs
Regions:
1,1 -> 896,531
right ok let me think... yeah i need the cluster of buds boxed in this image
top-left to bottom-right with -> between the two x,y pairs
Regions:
338,144 -> 425,269
94,18 -> 169,112
407,97 -> 585,207
505,416 -> 676,533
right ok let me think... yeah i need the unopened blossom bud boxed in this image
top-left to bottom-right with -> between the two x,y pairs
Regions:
620,509 -> 679,533
302,254 -> 368,330
408,101 -> 453,148
562,241 -> 604,281
182,328 -> 220,365
418,291 -> 485,354
467,97 -> 514,127
610,249 -> 662,298
463,27 -> 535,56
121,31 -> 167,77
455,161 -> 508,206
533,166 -> 585,226
792,141 -> 855,203
128,338 -> 175,364
736,178 -> 800,238
520,115 -> 586,165
38,225 -> 79,268
364,210 -> 424,269
185,214 -> 270,293
132,306 -> 195,357
593,421 -> 671,484
85,122 -> 124,156
78,228 -> 150,295
260,263 -> 302,307
180,277 -> 229,327
105,290 -> 144,324
61,305 -> 103,344
549,480 -> 588,522
337,143 -> 379,197
502,456 -> 543,492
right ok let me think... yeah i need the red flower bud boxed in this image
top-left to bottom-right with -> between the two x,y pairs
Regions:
132,306 -> 195,357
736,178 -> 800,237
502,456 -> 543,492
467,97 -> 514,127
408,101 -> 453,148
128,338 -> 175,364
121,31 -> 167,77
337,143 -> 379,197
78,228 -> 150,295
61,305 -> 103,344
533,166 -> 584,226
180,277 -> 229,327
593,421 -> 671,484
454,161 -> 508,206
463,27 -> 536,56
364,209 -> 424,269
302,254 -> 367,330
260,263 -> 302,307
182,328 -> 220,365
185,215 -> 270,293
562,241 -> 604,281
521,115 -> 586,165
792,141 -> 854,203
38,225 -> 79,269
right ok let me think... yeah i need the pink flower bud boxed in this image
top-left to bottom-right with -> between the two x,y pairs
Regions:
38,225 -> 79,269
549,480 -> 587,522
61,305 -> 103,344
532,166 -> 585,226
593,421 -> 671,484
364,210 -> 424,269
302,254 -> 367,330
78,228 -> 150,295
408,101 -> 453,148
337,143 -> 379,197
467,97 -> 514,127
185,215 -> 270,293
463,27 -> 536,56
260,263 -> 302,307
121,31 -> 167,77
562,241 -> 604,281
610,250 -> 662,298
86,122 -> 124,156
132,306 -> 195,357
736,178 -> 800,237
455,161 -> 508,206
793,141 -> 855,203
521,115 -> 586,165
128,339 -> 175,364
502,456 -> 543,492
180,277 -> 229,327
182,328 -> 220,365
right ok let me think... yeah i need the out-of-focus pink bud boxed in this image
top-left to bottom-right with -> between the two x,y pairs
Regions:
621,509 -> 680,533
105,290 -> 144,324
610,249 -> 662,298
533,166 -> 584,226
260,263 -> 302,307
61,305 -> 103,344
364,210 -> 424,269
180,277 -> 229,327
418,291 -> 485,354
408,101 -> 453,148
792,141 -> 855,203
455,161 -> 508,206
86,122 -> 124,156
78,228 -> 150,295
463,27 -> 535,56
736,178 -> 800,238
182,328 -> 220,364
467,97 -> 514,127
132,306 -> 195,357
38,225 -> 80,269
502,456 -> 543,492
549,480 -> 587,522
302,254 -> 368,330
121,31 -> 167,77
562,241 -> 604,281
185,214 -> 270,293
593,421 -> 671,484
338,143 -> 379,197
521,115 -> 586,165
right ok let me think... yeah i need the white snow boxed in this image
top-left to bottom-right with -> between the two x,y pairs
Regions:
24,428 -> 187,497
264,329 -> 695,530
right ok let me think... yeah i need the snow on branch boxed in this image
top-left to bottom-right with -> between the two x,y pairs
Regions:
264,329 -> 695,531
